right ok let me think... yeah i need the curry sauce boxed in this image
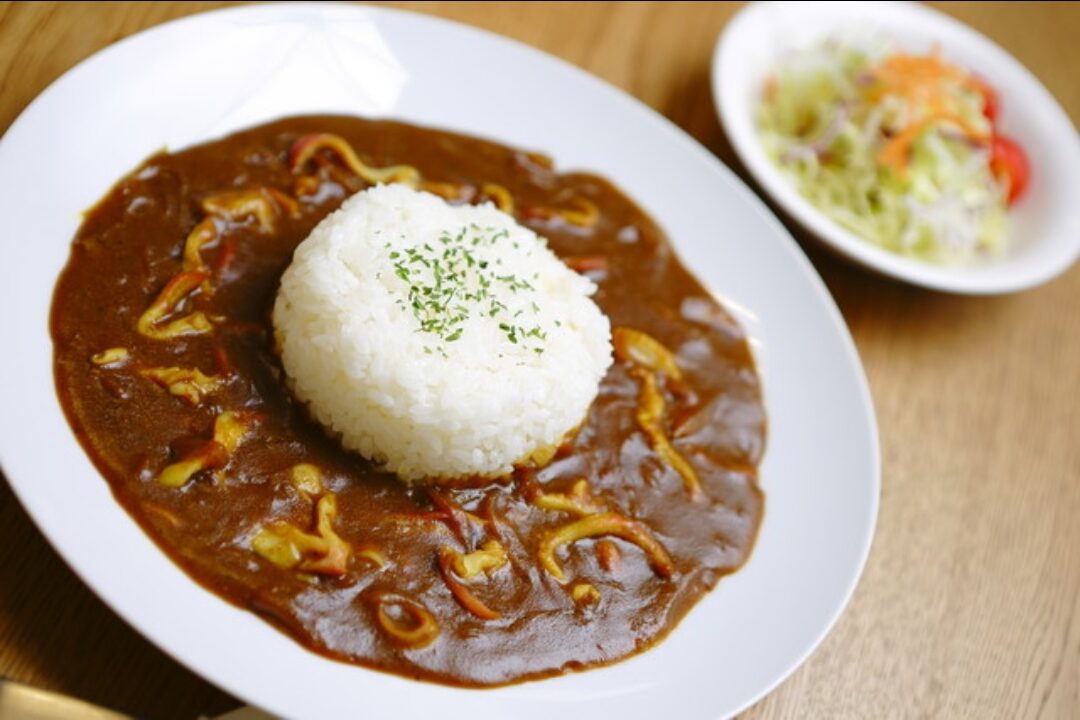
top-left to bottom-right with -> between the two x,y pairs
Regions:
51,115 -> 766,686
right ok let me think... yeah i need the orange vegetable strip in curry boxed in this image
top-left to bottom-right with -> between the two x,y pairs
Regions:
479,183 -> 515,214
635,369 -> 703,499
427,488 -> 476,548
157,441 -> 228,489
524,197 -> 599,228
182,218 -> 218,273
156,411 -> 250,488
373,595 -> 440,649
533,478 -> 602,517
563,256 -> 608,274
136,271 -> 213,340
201,187 -> 299,230
538,511 -> 673,583
214,236 -> 236,274
613,327 -> 683,383
140,366 -> 222,406
596,539 -> 621,573
437,546 -> 501,620
295,494 -> 351,576
288,133 -> 420,187
185,187 -> 296,279
479,492 -> 505,542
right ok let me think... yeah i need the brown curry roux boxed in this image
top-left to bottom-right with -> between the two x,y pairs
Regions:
50,115 -> 765,686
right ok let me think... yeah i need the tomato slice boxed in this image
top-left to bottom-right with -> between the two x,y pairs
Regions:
968,75 -> 1000,123
990,135 -> 1030,205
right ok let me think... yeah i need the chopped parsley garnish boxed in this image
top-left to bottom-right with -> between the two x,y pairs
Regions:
387,226 -> 549,355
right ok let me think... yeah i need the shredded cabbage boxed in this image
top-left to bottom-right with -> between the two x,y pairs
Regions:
757,41 -> 1009,264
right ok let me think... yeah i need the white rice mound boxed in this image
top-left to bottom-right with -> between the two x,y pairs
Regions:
273,184 -> 612,481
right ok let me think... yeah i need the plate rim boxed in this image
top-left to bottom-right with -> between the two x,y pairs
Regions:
0,3 -> 881,718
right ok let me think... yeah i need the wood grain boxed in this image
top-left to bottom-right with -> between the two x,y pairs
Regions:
0,2 -> 1077,718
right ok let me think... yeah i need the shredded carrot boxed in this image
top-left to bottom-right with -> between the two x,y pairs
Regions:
877,110 -> 988,176
865,51 -> 974,114
866,51 -> 990,175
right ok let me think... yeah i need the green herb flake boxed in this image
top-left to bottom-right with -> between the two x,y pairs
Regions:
385,223 -> 552,354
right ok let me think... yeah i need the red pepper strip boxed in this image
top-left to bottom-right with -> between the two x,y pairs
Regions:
213,345 -> 232,376
563,256 -> 608,275
596,539 -> 621,573
214,236 -> 236,274
264,187 -> 300,218
427,489 -> 473,548
479,492 -> 504,542
523,197 -> 599,228
392,510 -> 453,523
514,467 -> 542,503
288,133 -> 420,186
437,546 -> 501,620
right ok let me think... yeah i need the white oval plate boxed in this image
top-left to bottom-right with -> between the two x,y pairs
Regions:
0,4 -> 878,719
714,0 -> 1080,294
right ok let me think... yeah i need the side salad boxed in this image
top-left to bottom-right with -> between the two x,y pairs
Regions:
758,40 -> 1029,264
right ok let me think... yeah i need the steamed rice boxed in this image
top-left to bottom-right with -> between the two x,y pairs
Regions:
272,184 -> 612,481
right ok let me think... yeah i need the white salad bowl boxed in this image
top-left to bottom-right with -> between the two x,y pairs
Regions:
713,0 -> 1080,294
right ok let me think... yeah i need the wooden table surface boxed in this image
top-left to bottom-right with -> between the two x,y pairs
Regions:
1,2 -> 1077,718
